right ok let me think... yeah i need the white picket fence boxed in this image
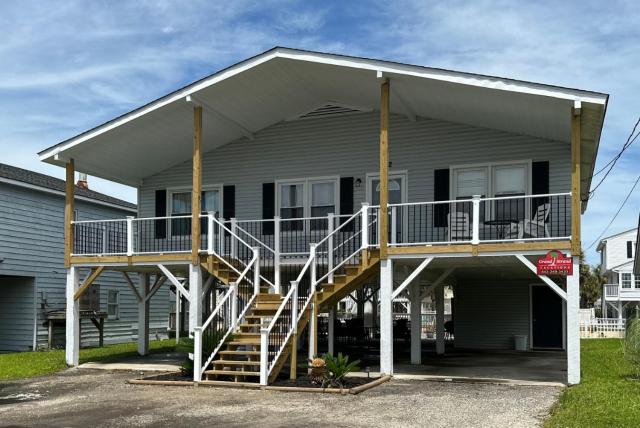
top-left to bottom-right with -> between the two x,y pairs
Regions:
580,318 -> 626,338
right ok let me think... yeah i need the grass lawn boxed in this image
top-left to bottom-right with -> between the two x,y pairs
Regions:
0,339 -> 177,381
546,339 -> 640,427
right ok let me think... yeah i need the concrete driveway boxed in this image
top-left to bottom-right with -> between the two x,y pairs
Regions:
0,369 -> 561,427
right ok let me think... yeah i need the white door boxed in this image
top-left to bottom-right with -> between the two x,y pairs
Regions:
367,173 -> 407,243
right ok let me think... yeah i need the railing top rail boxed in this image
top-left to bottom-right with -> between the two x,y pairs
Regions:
200,286 -> 234,331
480,192 -> 571,202
72,218 -> 129,224
234,226 -> 276,255
132,215 -> 192,221
199,213 -> 254,252
294,251 -> 316,284
314,210 -> 361,248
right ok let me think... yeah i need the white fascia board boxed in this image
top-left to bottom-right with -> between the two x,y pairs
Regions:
0,177 -> 136,213
40,47 -> 608,163
275,48 -> 609,105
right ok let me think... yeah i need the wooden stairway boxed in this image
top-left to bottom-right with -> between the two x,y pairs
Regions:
315,249 -> 380,311
201,249 -> 380,384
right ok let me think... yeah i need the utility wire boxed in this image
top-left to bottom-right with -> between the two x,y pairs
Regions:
589,116 -> 640,198
586,173 -> 640,250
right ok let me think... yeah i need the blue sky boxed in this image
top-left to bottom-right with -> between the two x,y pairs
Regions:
1,1 -> 638,263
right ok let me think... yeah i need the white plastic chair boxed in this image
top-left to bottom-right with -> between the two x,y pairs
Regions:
505,203 -> 550,239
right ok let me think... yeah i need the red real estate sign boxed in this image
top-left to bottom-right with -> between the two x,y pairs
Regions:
537,250 -> 573,276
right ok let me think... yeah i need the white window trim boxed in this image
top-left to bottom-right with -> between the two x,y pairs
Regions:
275,176 -> 340,223
449,160 -> 532,200
166,184 -> 224,236
365,170 -> 409,204
107,290 -> 120,320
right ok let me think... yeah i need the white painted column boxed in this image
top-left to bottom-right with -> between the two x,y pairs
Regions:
435,284 -> 445,356
328,305 -> 336,355
380,259 -> 393,375
65,266 -> 80,366
617,301 -> 623,320
188,264 -> 203,336
175,289 -> 180,344
138,273 -> 150,356
567,256 -> 581,385
410,281 -> 422,365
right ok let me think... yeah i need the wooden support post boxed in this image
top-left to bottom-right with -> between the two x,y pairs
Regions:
435,284 -> 445,355
138,273 -> 150,356
64,159 -> 75,267
73,266 -> 105,301
571,107 -> 581,255
409,281 -> 422,365
379,78 -> 390,260
289,333 -> 298,380
192,105 -> 203,265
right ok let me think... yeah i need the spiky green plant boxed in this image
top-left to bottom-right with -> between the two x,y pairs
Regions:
623,316 -> 640,378
323,353 -> 361,388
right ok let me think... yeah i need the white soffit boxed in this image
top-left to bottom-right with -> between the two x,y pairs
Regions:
38,47 -> 608,188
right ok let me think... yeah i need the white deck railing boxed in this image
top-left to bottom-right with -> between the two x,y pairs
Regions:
580,318 -> 626,338
71,192 -> 571,258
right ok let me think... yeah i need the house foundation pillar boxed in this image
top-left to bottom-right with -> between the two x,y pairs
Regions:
189,265 -> 202,335
65,266 -> 80,366
380,259 -> 393,375
435,284 -> 445,355
410,281 -> 422,365
567,256 -> 580,385
138,273 -> 150,356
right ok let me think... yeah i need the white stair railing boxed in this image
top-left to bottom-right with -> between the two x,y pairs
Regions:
259,206 -> 369,385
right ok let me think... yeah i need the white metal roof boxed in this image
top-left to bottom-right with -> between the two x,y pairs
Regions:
39,47 -> 608,203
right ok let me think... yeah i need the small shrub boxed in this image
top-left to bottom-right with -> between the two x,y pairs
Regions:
623,316 -> 640,378
323,353 -> 360,388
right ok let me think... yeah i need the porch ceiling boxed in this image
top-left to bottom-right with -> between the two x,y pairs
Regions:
39,47 -> 607,200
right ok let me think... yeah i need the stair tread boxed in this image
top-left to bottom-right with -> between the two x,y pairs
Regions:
219,350 -> 261,355
228,341 -> 260,345
213,360 -> 260,365
204,369 -> 260,376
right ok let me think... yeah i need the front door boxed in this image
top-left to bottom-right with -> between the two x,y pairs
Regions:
368,173 -> 407,243
531,285 -> 563,349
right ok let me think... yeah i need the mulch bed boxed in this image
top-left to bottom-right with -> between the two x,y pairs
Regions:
272,376 -> 374,389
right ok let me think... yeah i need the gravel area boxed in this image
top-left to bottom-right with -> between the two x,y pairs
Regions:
0,369 -> 561,427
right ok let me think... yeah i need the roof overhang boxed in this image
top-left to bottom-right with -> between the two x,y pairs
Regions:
39,47 -> 608,205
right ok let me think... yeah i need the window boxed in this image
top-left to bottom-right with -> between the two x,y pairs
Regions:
635,275 -> 640,289
627,241 -> 633,259
169,188 -> 221,236
107,290 -> 119,319
493,165 -> 527,221
279,182 -> 305,231
621,273 -> 632,289
277,178 -> 338,231
452,162 -> 530,223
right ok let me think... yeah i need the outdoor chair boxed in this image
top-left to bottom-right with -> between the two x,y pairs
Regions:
447,211 -> 471,241
504,202 -> 551,239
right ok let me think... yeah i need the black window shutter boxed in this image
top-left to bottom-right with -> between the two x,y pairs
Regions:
340,177 -> 354,231
433,169 -> 449,227
532,161 -> 550,215
262,183 -> 275,235
154,190 -> 167,239
628,241 -> 633,259
223,185 -> 235,220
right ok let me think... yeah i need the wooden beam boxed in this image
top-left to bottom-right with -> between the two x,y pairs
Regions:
387,240 -> 572,256
391,257 -> 433,300
289,333 -> 298,380
571,107 -> 581,255
157,264 -> 191,302
73,266 -> 104,300
121,271 -> 142,302
70,253 -> 191,265
64,159 -> 75,267
419,268 -> 455,300
379,78 -> 390,260
145,276 -> 167,302
192,105 -> 203,265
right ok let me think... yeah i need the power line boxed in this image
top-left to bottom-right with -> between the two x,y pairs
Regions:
586,172 -> 640,250
589,116 -> 640,198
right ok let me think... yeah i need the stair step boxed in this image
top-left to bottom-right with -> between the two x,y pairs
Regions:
213,360 -> 260,366
228,340 -> 260,346
244,314 -> 273,320
219,350 -> 261,356
256,293 -> 282,302
203,369 -> 260,377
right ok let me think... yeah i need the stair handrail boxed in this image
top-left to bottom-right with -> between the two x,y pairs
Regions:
193,249 -> 260,381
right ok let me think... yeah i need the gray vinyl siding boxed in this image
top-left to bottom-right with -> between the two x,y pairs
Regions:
0,182 -> 169,351
0,276 -> 34,351
139,112 -> 571,219
454,280 -> 531,350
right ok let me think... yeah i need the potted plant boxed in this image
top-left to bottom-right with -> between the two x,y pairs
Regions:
309,357 -> 326,384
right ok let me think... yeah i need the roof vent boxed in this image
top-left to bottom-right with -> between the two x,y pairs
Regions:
295,103 -> 370,120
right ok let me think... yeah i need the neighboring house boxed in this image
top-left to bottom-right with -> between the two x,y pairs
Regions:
38,47 -> 607,385
635,215 -> 640,276
598,227 -> 639,319
0,163 -> 170,351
